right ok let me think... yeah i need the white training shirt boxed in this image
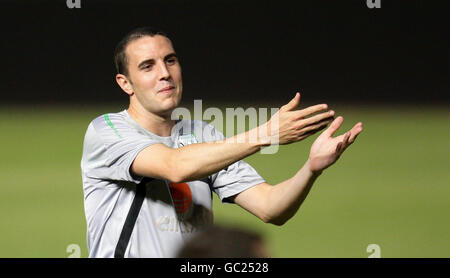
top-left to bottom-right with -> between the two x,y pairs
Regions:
80,110 -> 265,258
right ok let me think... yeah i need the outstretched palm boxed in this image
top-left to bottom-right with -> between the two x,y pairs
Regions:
309,116 -> 363,173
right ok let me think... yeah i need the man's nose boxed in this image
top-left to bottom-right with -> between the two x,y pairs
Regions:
158,61 -> 170,80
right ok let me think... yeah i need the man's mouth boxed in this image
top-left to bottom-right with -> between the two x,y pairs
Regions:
158,86 -> 175,93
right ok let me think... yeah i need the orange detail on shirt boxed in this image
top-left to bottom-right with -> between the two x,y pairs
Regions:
168,182 -> 192,214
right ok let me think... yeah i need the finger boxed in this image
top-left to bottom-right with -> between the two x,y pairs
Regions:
295,103 -> 328,118
343,131 -> 351,148
298,110 -> 335,126
348,122 -> 363,143
296,121 -> 329,140
280,92 -> 301,112
297,125 -> 327,141
298,116 -> 333,136
322,116 -> 344,138
335,141 -> 343,153
336,132 -> 350,154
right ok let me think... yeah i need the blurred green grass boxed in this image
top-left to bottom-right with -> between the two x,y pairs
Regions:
0,104 -> 449,258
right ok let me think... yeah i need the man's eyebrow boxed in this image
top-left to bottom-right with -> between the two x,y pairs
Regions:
137,53 -> 178,69
164,53 -> 177,61
137,58 -> 155,69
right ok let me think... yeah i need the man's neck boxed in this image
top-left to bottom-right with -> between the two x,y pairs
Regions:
127,105 -> 175,137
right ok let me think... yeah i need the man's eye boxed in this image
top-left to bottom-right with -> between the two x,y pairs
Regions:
166,58 -> 177,65
143,64 -> 152,70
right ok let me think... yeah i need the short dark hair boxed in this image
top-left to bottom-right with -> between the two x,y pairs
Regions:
114,27 -> 169,77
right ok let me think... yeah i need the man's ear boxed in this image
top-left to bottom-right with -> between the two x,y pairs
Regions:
116,74 -> 134,96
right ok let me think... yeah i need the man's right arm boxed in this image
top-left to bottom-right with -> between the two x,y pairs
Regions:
131,93 -> 335,183
132,131 -> 264,183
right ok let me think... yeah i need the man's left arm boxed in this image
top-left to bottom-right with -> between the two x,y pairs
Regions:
231,116 -> 363,225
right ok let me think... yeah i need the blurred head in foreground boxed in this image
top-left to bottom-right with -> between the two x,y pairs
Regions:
176,225 -> 270,258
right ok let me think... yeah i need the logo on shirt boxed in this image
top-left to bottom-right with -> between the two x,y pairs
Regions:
168,182 -> 192,214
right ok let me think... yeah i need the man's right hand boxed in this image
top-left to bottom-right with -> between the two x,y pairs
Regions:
259,92 -> 335,145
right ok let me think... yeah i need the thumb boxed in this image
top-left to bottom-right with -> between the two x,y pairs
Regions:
280,92 -> 301,112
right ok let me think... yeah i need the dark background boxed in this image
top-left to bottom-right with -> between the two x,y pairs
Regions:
0,0 -> 448,105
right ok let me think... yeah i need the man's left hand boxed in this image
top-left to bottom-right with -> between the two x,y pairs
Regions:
308,116 -> 363,173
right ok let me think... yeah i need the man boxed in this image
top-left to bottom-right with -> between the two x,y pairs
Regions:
81,27 -> 363,258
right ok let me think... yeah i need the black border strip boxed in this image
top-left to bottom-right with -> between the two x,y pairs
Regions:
0,258 -> 447,275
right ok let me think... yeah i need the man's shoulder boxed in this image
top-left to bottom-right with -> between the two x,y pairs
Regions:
90,110 -> 127,130
85,110 -> 135,141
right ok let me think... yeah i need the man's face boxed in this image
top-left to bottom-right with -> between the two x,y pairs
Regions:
124,35 -> 182,116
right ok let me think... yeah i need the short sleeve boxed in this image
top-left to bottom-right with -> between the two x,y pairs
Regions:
200,122 -> 266,203
81,114 -> 159,184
